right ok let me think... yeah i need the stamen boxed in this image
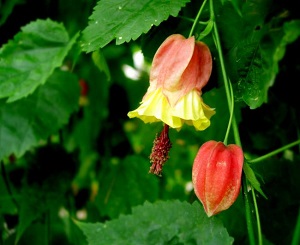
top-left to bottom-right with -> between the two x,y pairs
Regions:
149,124 -> 172,176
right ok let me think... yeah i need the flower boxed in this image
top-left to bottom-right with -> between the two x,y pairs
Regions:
192,140 -> 244,217
127,34 -> 215,131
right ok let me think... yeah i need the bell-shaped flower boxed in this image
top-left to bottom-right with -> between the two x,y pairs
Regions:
127,34 -> 215,131
192,140 -> 244,217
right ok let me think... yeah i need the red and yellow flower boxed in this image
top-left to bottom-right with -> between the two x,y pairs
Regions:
128,34 -> 215,131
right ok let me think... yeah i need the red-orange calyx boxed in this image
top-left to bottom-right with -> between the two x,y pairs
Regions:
192,140 -> 244,216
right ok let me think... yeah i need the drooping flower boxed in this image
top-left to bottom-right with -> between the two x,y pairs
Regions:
192,140 -> 244,217
127,34 -> 215,131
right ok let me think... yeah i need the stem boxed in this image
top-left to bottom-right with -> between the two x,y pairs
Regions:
223,80 -> 234,145
210,1 -> 234,146
209,0 -> 261,243
291,207 -> 300,245
188,0 -> 208,37
243,177 -> 256,245
251,188 -> 263,245
232,115 -> 242,147
247,139 -> 300,164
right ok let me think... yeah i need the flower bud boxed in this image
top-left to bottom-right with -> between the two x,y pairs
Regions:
192,140 -> 244,217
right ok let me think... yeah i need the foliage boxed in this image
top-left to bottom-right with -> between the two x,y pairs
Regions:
0,0 -> 299,244
75,200 -> 234,245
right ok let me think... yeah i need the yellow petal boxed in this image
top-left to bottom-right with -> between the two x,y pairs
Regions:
127,88 -> 215,131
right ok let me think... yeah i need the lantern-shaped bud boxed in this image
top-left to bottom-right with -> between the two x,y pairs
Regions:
192,140 -> 244,217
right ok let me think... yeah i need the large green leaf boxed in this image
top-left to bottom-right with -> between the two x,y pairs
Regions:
80,0 -> 191,52
0,18 -> 79,102
75,200 -> 234,245
0,70 -> 80,160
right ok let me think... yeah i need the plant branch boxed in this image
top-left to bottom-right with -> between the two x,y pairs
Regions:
247,139 -> 300,164
188,0 -> 208,37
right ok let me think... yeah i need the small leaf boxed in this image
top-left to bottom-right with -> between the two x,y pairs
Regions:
243,161 -> 267,199
75,200 -> 234,245
80,0 -> 191,52
92,50 -> 111,81
198,20 -> 214,40
0,70 -> 80,160
0,18 -> 79,102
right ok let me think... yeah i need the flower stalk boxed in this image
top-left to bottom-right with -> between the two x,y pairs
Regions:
209,0 -> 260,243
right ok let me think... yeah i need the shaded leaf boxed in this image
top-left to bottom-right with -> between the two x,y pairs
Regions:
65,58 -> 111,157
15,145 -> 76,243
261,19 -> 300,87
75,200 -> 234,245
92,50 -> 111,81
95,155 -> 159,219
0,70 -> 80,160
80,0 -> 191,52
0,18 -> 79,102
0,167 -> 18,214
235,40 -> 267,109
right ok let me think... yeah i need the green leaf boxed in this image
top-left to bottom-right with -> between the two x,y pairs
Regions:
262,20 -> 300,86
243,162 -> 267,199
95,155 -> 159,219
75,200 -> 234,245
0,18 -> 79,102
0,70 -> 80,160
80,0 -> 191,52
92,50 -> 111,81
235,40 -> 267,109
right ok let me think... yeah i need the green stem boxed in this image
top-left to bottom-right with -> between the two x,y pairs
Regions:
291,207 -> 300,245
209,0 -> 260,244
247,139 -> 300,164
188,0 -> 208,37
210,1 -> 233,146
251,188 -> 263,245
232,115 -> 242,147
243,177 -> 256,245
223,80 -> 234,145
